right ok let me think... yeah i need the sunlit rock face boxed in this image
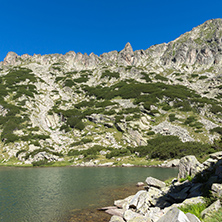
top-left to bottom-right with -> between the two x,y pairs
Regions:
0,19 -> 222,165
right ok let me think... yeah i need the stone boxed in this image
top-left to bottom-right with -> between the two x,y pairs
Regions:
114,195 -> 134,209
210,151 -> 222,160
105,208 -> 125,217
202,158 -> 218,167
186,213 -> 201,222
137,182 -> 145,187
122,163 -> 134,167
165,159 -> 180,167
157,207 -> 190,222
129,190 -> 149,209
109,215 -> 125,222
178,155 -> 204,180
211,183 -> 222,197
201,199 -> 221,219
145,207 -> 164,221
145,177 -> 166,189
182,196 -> 205,206
187,183 -> 203,198
168,186 -> 190,202
123,210 -> 151,222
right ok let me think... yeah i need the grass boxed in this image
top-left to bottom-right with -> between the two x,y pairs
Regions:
204,208 -> 222,222
179,203 -> 207,219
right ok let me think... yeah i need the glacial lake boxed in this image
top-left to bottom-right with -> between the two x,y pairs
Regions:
0,166 -> 178,222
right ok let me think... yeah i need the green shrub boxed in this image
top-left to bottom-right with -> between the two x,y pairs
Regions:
147,131 -> 155,135
141,72 -> 152,82
106,148 -> 131,159
162,104 -> 171,111
64,79 -> 75,87
101,70 -> 120,80
16,149 -> 27,157
191,74 -> 199,78
73,76 -> 89,83
155,74 -> 168,81
179,203 -> 207,219
210,127 -> 222,135
211,104 -> 222,114
169,114 -> 177,122
128,135 -> 213,160
199,76 -> 208,80
67,149 -> 81,156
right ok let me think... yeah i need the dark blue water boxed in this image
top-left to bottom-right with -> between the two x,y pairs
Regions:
0,167 -> 178,222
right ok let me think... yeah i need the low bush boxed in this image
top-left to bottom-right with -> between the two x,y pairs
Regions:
169,114 -> 177,122
210,127 -> 222,135
101,70 -> 120,80
32,158 -> 54,167
128,135 -> 213,160
106,148 -> 131,159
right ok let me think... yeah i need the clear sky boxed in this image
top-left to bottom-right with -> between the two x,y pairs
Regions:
0,0 -> 221,62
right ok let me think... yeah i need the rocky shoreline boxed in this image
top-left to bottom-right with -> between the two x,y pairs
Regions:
100,151 -> 222,222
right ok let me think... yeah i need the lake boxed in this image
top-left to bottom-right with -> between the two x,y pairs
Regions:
0,166 -> 178,222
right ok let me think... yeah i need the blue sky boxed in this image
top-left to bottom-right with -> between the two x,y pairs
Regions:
0,0 -> 221,62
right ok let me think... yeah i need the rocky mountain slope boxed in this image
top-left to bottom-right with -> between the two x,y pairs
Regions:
1,18 -> 222,165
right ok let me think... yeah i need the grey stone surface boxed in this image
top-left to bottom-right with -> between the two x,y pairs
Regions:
186,213 -> 201,222
201,199 -> 221,219
157,207 -> 190,222
109,215 -> 125,222
211,183 -> 222,197
178,155 -> 204,179
123,210 -> 150,222
145,177 -> 166,189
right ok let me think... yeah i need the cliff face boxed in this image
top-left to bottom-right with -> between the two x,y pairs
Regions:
0,19 -> 222,165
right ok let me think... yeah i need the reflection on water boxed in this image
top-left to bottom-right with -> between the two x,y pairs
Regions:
0,167 -> 178,222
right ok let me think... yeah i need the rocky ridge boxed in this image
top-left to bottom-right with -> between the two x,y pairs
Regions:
0,19 -> 222,165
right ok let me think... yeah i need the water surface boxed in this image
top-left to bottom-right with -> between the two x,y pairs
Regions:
0,166 -> 178,221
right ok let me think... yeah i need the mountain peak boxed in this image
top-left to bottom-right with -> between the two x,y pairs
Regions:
124,42 -> 133,52
3,51 -> 18,65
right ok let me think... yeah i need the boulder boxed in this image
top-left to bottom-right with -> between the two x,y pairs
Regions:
129,190 -> 149,209
182,196 -> 205,206
144,207 -> 164,221
114,195 -> 134,209
109,215 -> 125,222
168,186 -> 190,202
145,177 -> 166,189
165,159 -> 180,167
201,199 -> 221,219
187,183 -> 203,198
157,207 -> 190,222
202,158 -> 218,167
123,210 -> 151,222
136,182 -> 145,187
105,208 -> 125,217
210,151 -> 222,160
178,155 -> 204,180
186,213 -> 201,222
211,183 -> 222,197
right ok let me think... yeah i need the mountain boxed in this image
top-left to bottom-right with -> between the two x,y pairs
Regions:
1,19 -> 222,166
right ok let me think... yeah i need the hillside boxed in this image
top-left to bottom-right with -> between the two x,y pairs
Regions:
1,19 -> 222,166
